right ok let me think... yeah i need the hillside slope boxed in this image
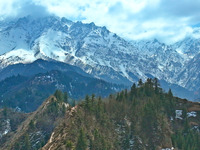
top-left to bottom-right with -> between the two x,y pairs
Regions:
42,80 -> 200,150
0,64 -> 124,112
1,93 -> 69,150
1,79 -> 199,150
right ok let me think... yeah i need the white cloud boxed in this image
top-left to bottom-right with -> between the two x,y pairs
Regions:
0,0 -> 21,17
0,0 -> 200,44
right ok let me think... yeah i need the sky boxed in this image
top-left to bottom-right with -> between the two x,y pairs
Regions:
0,0 -> 200,44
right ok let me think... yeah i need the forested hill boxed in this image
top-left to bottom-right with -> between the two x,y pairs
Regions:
0,78 -> 200,150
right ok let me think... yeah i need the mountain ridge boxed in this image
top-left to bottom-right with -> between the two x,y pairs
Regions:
0,80 -> 199,150
1,16 -> 200,100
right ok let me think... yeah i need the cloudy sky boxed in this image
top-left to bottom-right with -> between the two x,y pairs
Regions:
0,0 -> 200,44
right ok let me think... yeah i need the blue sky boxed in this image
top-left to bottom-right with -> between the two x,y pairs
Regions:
1,0 -> 200,44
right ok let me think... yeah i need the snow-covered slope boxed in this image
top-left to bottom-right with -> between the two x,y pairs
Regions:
0,16 -> 140,85
0,16 -> 200,100
173,27 -> 200,59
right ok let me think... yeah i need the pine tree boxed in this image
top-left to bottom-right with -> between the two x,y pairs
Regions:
116,92 -> 120,101
91,94 -> 95,112
85,95 -> 91,111
130,83 -> 137,100
153,78 -> 160,94
144,78 -> 154,96
29,120 -> 35,130
138,79 -> 143,87
96,96 -> 103,119
124,89 -> 128,99
91,94 -> 95,106
54,90 -> 64,102
64,92 -> 68,103
168,89 -> 173,98
76,129 -> 87,150
119,91 -> 125,101
65,140 -> 74,150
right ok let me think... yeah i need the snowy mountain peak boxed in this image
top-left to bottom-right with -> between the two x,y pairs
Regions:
1,16 -> 200,100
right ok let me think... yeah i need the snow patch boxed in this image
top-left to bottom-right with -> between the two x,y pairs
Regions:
0,119 -> 11,138
187,111 -> 197,118
175,110 -> 183,119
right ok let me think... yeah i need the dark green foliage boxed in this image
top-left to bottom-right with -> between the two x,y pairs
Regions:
64,92 -> 68,103
56,93 -> 118,150
76,128 -> 87,150
65,140 -> 74,150
14,142 -> 20,150
96,96 -> 104,119
91,94 -> 95,112
130,83 -> 137,99
84,95 -> 92,111
76,79 -> 172,149
47,98 -> 59,115
54,90 -> 64,102
50,90 -> 69,115
172,130 -> 200,150
168,89 -> 173,98
29,120 -> 35,130
104,78 -> 199,149
65,78 -> 200,149
153,78 -> 160,94
89,128 -> 110,150
138,79 -> 143,87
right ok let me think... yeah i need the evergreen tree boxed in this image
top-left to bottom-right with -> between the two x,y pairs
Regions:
85,95 -> 92,111
138,79 -> 143,87
76,128 -> 87,150
66,140 -> 74,150
153,78 -> 160,94
54,90 -> 64,102
116,92 -> 120,101
29,120 -> 35,130
131,83 -> 136,95
119,91 -> 125,101
130,83 -> 137,101
168,89 -> 173,98
91,94 -> 95,112
91,94 -> 95,106
144,78 -> 154,96
124,89 -> 128,99
64,92 -> 68,103
96,96 -> 103,119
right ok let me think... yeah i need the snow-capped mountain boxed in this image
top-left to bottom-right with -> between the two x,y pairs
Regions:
173,27 -> 200,59
0,16 -> 200,100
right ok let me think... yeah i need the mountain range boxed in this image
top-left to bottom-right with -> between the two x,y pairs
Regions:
0,59 -> 124,112
0,16 -> 200,101
0,15 -> 200,149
